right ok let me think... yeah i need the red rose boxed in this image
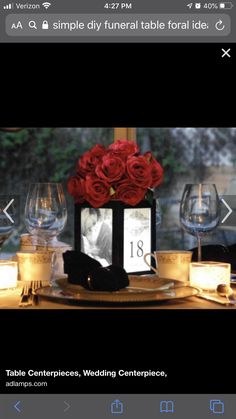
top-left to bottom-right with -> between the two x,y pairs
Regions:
85,175 -> 110,208
77,144 -> 106,177
144,152 -> 164,188
95,154 -> 125,183
67,176 -> 86,203
108,139 -> 139,160
114,180 -> 146,206
126,155 -> 152,188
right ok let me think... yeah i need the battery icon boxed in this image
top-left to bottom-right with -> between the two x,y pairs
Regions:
219,2 -> 233,8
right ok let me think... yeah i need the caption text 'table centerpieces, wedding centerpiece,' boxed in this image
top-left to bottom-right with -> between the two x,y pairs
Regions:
67,139 -> 164,207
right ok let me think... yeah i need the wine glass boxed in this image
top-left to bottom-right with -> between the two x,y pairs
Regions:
0,198 -> 15,253
180,184 -> 220,261
24,183 -> 67,247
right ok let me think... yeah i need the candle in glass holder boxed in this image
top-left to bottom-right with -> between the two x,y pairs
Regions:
0,260 -> 18,289
190,261 -> 230,291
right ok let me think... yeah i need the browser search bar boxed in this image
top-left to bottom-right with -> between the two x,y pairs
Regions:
5,13 -> 231,37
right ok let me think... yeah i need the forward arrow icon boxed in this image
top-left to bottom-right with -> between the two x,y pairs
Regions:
221,198 -> 233,223
64,401 -> 70,412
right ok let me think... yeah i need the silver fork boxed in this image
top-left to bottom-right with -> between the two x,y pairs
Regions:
19,283 -> 32,307
31,280 -> 42,305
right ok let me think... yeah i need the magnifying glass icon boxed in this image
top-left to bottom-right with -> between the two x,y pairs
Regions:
29,20 -> 37,29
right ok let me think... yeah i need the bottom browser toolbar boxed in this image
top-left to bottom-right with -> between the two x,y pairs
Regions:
0,394 -> 235,419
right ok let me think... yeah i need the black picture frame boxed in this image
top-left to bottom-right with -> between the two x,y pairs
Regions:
74,200 -> 156,274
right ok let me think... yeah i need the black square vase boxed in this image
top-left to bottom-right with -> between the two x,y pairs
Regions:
74,200 -> 156,274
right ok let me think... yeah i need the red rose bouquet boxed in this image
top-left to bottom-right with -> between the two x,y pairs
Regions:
68,140 -> 163,208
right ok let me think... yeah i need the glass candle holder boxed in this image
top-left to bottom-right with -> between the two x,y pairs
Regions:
190,261 -> 231,291
0,260 -> 18,289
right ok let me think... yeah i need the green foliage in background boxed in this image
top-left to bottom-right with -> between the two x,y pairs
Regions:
0,128 -> 114,193
138,128 -> 187,190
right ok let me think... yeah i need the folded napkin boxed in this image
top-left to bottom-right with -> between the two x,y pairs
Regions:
88,265 -> 129,291
227,244 -> 236,272
63,251 -> 129,291
191,245 -> 230,263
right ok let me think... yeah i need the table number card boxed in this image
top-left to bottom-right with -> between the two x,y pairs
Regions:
123,208 -> 151,273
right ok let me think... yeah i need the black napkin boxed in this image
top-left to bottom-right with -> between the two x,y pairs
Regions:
88,265 -> 129,291
227,244 -> 236,272
190,243 -> 236,273
63,251 -> 101,288
63,251 -> 129,291
190,244 -> 230,263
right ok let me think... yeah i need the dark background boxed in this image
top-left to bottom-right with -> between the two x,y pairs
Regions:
0,42 -> 235,394
0,43 -> 234,126
1,310 -> 234,393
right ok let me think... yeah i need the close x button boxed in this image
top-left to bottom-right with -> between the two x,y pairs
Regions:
221,48 -> 231,58
0,195 -> 20,226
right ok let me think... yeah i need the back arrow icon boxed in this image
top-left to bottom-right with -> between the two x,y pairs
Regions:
221,198 -> 233,223
3,198 -> 14,223
14,401 -> 21,413
64,401 -> 70,412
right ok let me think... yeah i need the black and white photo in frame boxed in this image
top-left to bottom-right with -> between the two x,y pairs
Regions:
81,207 -> 113,266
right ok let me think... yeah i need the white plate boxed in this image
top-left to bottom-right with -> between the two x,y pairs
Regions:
35,275 -> 199,305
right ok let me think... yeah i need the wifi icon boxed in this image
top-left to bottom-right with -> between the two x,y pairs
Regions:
42,2 -> 51,9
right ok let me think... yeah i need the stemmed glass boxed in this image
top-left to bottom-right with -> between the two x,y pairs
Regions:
0,198 -> 15,253
24,183 -> 67,248
180,184 -> 220,261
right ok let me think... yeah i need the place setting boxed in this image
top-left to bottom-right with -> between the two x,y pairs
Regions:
35,250 -> 199,306
1,136 -> 236,308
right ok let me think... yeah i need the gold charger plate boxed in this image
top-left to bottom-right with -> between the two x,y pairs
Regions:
35,275 -> 199,305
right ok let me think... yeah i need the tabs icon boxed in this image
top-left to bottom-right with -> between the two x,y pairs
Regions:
209,400 -> 224,415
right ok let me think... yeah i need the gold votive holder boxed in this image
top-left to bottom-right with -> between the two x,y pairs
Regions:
190,261 -> 231,291
16,251 -> 55,283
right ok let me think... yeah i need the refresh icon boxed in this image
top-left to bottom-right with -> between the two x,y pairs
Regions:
215,19 -> 225,30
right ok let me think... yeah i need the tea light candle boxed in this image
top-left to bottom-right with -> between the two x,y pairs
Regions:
0,260 -> 18,289
190,261 -> 231,291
